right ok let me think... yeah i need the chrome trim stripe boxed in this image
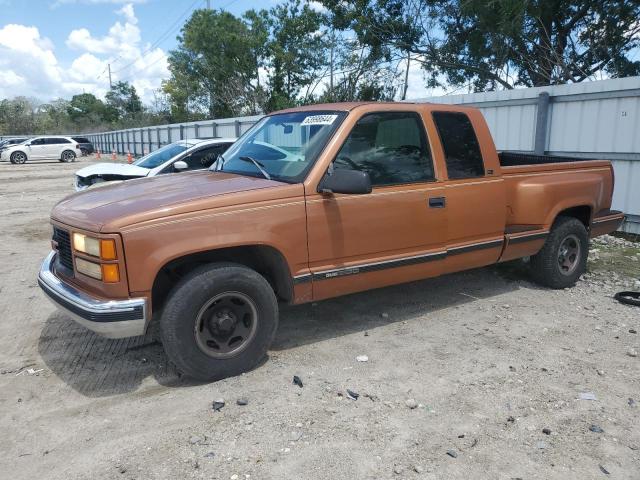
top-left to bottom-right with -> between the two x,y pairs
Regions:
297,237 -> 505,282
507,231 -> 549,244
38,251 -> 147,338
592,215 -> 624,225
312,250 -> 447,280
292,273 -> 312,284
447,238 -> 504,255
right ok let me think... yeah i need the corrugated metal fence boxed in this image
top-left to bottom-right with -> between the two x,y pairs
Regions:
86,114 -> 262,157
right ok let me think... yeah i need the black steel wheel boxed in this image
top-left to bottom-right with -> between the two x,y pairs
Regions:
194,291 -> 259,359
160,262 -> 278,381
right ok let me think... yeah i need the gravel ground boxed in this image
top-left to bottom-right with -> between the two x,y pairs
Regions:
0,158 -> 638,480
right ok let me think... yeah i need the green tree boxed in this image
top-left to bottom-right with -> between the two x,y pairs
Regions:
164,9 -> 263,118
0,97 -> 37,134
320,0 -> 640,91
67,93 -> 111,124
38,99 -> 72,132
265,0 -> 327,111
105,81 -> 143,119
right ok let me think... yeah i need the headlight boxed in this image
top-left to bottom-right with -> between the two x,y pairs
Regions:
75,257 -> 120,282
75,257 -> 102,280
73,233 -> 117,260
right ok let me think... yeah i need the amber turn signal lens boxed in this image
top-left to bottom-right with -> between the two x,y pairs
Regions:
102,264 -> 120,283
100,239 -> 117,260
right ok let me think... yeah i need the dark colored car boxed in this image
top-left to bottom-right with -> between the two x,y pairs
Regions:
71,137 -> 94,156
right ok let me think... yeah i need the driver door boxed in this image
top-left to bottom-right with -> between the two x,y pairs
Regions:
28,138 -> 47,159
305,111 -> 447,300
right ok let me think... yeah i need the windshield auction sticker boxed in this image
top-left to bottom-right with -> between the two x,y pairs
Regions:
301,114 -> 338,126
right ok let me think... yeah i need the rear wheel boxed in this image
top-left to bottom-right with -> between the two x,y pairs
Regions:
11,151 -> 27,164
61,150 -> 76,162
530,216 -> 588,289
160,263 -> 278,381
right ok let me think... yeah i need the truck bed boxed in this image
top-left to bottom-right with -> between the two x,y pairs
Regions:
499,151 -> 600,167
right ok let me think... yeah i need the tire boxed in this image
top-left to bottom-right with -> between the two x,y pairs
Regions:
61,150 -> 76,162
10,151 -> 27,164
160,262 -> 278,381
530,216 -> 588,289
614,291 -> 640,307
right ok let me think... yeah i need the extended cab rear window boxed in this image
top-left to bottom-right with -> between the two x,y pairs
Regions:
432,112 -> 484,179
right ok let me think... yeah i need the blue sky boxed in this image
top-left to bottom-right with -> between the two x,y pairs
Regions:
0,0 -> 270,103
0,0 -> 432,104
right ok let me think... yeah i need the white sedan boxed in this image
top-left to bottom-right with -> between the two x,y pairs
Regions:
74,138 -> 235,191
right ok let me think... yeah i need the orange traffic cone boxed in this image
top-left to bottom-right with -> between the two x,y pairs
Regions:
111,150 -> 116,161
95,149 -> 101,159
127,151 -> 133,164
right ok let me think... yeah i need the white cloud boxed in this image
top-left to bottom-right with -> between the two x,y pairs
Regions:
0,24 -> 65,99
306,1 -> 327,13
65,3 -> 168,102
0,4 -> 168,103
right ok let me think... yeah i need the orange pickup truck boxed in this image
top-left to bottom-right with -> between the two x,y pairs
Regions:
39,102 -> 624,380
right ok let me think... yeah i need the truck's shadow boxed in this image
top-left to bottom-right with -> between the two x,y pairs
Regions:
37,263 -> 531,397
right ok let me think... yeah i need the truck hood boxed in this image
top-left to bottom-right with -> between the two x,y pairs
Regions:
75,162 -> 150,179
52,171 -> 284,232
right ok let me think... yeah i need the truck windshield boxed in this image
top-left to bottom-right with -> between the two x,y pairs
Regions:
213,111 -> 346,182
134,143 -> 189,169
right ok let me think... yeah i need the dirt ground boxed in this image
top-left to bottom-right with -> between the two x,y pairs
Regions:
0,156 -> 638,480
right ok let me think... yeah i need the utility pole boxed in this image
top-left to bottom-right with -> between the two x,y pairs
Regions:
108,63 -> 113,89
206,0 -> 210,8
329,29 -> 335,101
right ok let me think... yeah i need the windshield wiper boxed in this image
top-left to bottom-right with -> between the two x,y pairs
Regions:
239,156 -> 271,180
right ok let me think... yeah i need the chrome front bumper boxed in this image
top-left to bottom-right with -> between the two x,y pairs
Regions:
38,251 -> 148,338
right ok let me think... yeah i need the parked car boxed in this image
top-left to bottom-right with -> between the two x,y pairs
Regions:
1,136 -> 81,164
74,138 -> 236,191
0,137 -> 29,156
71,136 -> 94,156
38,102 -> 624,381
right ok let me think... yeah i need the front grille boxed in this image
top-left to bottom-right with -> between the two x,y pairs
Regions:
53,227 -> 74,271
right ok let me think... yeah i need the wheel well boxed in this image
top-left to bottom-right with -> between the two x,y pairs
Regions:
556,206 -> 591,228
151,245 -> 293,313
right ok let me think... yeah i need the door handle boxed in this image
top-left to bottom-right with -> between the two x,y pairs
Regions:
428,196 -> 446,208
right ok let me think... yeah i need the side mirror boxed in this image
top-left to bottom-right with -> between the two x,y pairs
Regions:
173,160 -> 188,171
318,168 -> 372,195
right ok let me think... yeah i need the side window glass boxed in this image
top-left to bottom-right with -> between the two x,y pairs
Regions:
432,112 -> 484,179
32,138 -> 44,145
334,112 -> 434,186
181,147 -> 221,171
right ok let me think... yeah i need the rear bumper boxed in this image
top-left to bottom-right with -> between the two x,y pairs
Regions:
591,210 -> 625,237
38,251 -> 147,338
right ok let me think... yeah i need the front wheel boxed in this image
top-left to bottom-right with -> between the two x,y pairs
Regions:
11,151 -> 27,164
160,263 -> 278,381
61,150 -> 76,162
530,216 -> 588,289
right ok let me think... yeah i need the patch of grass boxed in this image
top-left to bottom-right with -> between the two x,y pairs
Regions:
588,243 -> 640,278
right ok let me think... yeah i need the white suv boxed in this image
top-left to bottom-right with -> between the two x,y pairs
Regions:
1,136 -> 81,164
